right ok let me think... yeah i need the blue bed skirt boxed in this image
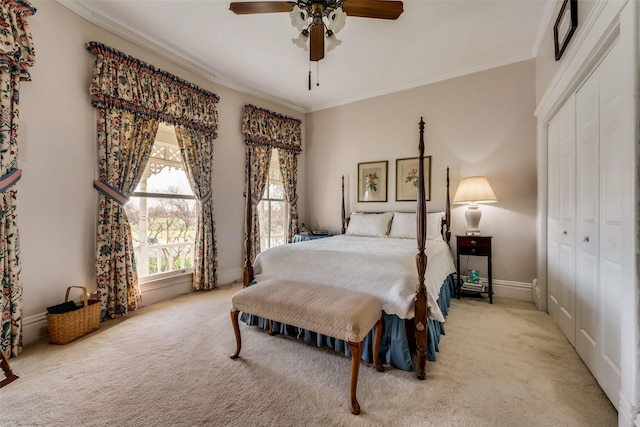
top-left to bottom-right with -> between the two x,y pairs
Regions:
240,274 -> 455,371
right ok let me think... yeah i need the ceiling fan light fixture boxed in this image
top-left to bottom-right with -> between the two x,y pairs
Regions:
289,5 -> 307,31
231,0 -> 403,70
326,7 -> 346,34
292,30 -> 309,50
289,1 -> 346,59
326,29 -> 342,52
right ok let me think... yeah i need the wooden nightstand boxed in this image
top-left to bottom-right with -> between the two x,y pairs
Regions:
456,235 -> 493,303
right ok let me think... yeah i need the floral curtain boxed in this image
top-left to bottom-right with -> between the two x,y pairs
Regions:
244,145 -> 272,263
242,104 -> 301,259
0,0 -> 35,357
278,150 -> 299,243
242,104 -> 302,153
95,109 -> 158,320
87,42 -> 219,138
174,126 -> 217,290
88,42 -> 219,318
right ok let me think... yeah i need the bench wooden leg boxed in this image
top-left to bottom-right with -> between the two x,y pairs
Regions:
230,309 -> 242,359
373,317 -> 385,372
348,341 -> 362,415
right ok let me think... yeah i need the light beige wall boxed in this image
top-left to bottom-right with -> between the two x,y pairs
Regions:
536,0 -> 597,104
305,60 -> 537,284
19,1 -> 305,324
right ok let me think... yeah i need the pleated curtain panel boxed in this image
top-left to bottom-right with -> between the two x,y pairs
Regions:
0,0 -> 36,358
87,42 -> 220,321
242,104 -> 302,263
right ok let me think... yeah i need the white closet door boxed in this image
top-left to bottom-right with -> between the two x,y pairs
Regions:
547,96 -> 576,345
574,40 -> 623,406
575,61 -> 600,372
596,40 -> 622,405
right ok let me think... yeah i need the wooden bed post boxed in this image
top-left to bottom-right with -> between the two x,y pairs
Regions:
445,167 -> 451,244
414,117 -> 429,380
341,175 -> 346,234
243,153 -> 254,288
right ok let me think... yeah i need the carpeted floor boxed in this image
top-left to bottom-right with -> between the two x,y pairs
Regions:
0,283 -> 617,426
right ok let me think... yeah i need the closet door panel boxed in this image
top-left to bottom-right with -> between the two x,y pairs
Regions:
547,96 -> 576,345
547,103 -> 562,324
575,70 -> 599,368
557,101 -> 576,346
597,40 -> 623,404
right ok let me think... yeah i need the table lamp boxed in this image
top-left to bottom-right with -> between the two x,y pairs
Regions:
452,176 -> 497,235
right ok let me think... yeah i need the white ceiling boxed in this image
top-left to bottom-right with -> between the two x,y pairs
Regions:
60,0 -> 555,113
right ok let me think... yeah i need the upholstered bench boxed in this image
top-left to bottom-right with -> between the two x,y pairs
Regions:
229,279 -> 385,415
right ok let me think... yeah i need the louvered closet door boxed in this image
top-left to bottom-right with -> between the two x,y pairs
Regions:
547,96 -> 576,345
575,40 -> 622,405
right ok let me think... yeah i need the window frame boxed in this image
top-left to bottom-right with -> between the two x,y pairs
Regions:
258,149 -> 289,251
127,124 -> 197,283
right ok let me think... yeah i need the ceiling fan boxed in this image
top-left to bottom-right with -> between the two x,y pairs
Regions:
229,1 -> 404,62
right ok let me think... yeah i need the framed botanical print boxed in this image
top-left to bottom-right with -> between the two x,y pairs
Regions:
357,161 -> 388,202
395,156 -> 431,201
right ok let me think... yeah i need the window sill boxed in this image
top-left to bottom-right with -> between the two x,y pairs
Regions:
140,268 -> 193,283
139,268 -> 193,293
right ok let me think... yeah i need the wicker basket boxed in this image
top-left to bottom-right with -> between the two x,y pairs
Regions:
46,286 -> 101,345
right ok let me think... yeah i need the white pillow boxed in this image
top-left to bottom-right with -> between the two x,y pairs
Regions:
388,211 -> 445,240
427,212 -> 445,241
346,212 -> 393,237
388,212 -> 416,239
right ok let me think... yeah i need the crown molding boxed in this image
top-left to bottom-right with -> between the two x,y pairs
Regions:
531,0 -> 559,57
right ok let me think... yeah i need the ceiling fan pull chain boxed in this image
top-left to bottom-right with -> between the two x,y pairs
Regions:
317,61 -> 320,87
308,61 -> 312,91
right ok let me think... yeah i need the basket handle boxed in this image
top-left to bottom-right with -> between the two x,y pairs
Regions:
65,286 -> 89,308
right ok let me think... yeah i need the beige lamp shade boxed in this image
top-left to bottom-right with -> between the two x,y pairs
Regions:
452,176 -> 497,235
452,176 -> 497,204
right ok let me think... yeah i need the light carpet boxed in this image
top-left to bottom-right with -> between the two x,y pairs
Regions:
0,283 -> 616,426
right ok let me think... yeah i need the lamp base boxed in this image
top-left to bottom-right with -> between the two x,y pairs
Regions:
464,204 -> 482,236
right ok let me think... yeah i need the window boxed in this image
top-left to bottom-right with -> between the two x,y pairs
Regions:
258,149 -> 288,251
125,124 -> 197,279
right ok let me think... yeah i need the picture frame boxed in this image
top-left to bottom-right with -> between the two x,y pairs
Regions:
357,161 -> 388,202
553,0 -> 577,61
395,156 -> 431,201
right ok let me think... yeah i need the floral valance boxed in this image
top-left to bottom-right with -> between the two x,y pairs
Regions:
242,104 -> 302,153
87,42 -> 220,138
0,0 -> 36,80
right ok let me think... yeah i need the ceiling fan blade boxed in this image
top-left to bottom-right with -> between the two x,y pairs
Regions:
342,0 -> 403,20
309,25 -> 325,62
229,2 -> 293,14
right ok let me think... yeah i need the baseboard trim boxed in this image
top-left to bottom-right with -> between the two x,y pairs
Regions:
217,268 -> 243,287
21,267 -> 244,348
22,312 -> 48,346
492,279 -> 533,302
23,273 -> 532,348
618,391 -> 639,426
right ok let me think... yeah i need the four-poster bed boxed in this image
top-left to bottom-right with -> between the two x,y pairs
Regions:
241,118 -> 454,379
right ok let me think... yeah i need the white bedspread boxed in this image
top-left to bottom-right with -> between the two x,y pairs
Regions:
253,235 -> 456,322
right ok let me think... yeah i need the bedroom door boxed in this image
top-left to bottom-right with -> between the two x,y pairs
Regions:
546,95 -> 576,346
575,40 -> 623,406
